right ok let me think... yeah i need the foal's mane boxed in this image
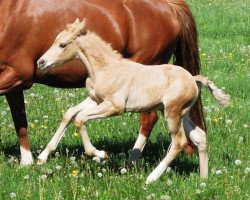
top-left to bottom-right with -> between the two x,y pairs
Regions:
82,31 -> 123,60
65,19 -> 123,62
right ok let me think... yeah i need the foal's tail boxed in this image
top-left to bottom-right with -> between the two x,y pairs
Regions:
194,75 -> 231,106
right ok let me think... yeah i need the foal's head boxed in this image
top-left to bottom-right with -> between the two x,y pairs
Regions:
37,18 -> 86,71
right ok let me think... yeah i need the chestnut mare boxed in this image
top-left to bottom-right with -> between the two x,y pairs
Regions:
0,0 -> 203,165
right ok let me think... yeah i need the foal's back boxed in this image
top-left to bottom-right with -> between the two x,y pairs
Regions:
119,62 -> 199,112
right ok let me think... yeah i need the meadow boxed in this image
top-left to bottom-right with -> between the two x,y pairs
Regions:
0,0 -> 249,199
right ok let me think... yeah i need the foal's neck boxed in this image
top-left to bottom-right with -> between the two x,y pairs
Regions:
76,32 -> 123,79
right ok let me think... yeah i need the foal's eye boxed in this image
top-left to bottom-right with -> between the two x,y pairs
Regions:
59,43 -> 67,48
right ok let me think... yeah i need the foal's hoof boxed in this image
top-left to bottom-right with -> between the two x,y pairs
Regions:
145,176 -> 156,185
37,158 -> 47,165
94,150 -> 109,159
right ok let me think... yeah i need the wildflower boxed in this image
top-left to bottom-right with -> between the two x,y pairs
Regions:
29,93 -> 35,97
146,194 -> 156,200
167,179 -> 173,185
81,186 -> 86,192
61,109 -> 65,113
166,167 -> 172,173
213,117 -> 219,123
160,195 -> 171,200
72,169 -> 79,176
55,165 -> 62,171
215,170 -> 222,175
92,157 -> 101,163
10,192 -> 17,199
243,124 -> 248,129
244,167 -> 250,174
1,111 -> 7,116
73,132 -> 79,137
195,189 -> 201,194
7,156 -> 18,164
122,122 -> 127,126
47,169 -> 53,174
70,156 -> 76,161
34,119 -> 39,123
30,123 -> 35,129
225,119 -> 232,125
43,115 -> 48,119
239,136 -> 244,143
41,125 -> 47,129
120,168 -> 127,174
200,182 -> 206,188
24,175 -> 30,180
97,172 -> 103,178
235,160 -> 242,165
102,168 -> 107,173
40,175 -> 47,180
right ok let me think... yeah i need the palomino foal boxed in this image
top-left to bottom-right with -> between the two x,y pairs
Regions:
37,19 -> 230,184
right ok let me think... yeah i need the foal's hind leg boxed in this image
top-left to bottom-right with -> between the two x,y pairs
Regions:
146,116 -> 188,184
183,115 -> 208,178
37,97 -> 97,164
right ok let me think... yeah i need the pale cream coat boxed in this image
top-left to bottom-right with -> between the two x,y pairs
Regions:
37,19 -> 230,184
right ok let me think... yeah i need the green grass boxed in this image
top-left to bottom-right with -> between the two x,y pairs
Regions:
0,1 -> 249,199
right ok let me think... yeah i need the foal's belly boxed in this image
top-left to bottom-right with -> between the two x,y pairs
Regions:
125,93 -> 164,112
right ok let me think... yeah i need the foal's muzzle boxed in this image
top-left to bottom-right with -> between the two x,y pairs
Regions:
37,59 -> 47,70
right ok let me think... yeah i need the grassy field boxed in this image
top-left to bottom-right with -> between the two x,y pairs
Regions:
0,1 -> 249,199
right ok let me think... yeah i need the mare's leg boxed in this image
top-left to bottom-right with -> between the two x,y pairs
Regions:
189,95 -> 206,131
75,100 -> 122,159
183,115 -> 208,178
146,117 -> 188,184
127,112 -> 158,166
6,91 -> 34,165
37,97 -> 97,164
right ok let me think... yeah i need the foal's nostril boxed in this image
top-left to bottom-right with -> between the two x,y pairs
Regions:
38,59 -> 47,68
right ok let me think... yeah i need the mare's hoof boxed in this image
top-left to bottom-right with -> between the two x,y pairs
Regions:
20,158 -> 34,166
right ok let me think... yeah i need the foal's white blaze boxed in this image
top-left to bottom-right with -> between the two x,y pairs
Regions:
20,146 -> 34,165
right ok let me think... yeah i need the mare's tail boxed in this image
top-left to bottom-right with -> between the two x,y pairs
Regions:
194,75 -> 231,106
166,0 -> 205,132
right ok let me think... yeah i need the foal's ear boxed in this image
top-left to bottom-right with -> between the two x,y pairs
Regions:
74,18 -> 80,24
78,19 -> 87,35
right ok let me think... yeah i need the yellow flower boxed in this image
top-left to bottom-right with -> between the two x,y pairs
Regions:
73,132 -> 79,137
61,109 -> 65,113
72,169 -> 79,176
41,125 -> 47,129
30,123 -> 35,129
213,117 -> 219,123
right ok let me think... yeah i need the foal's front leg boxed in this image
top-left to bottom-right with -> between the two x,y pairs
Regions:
37,97 -> 97,164
75,100 -> 122,159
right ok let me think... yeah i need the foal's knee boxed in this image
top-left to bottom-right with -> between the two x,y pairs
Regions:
63,107 -> 75,123
75,113 -> 86,128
